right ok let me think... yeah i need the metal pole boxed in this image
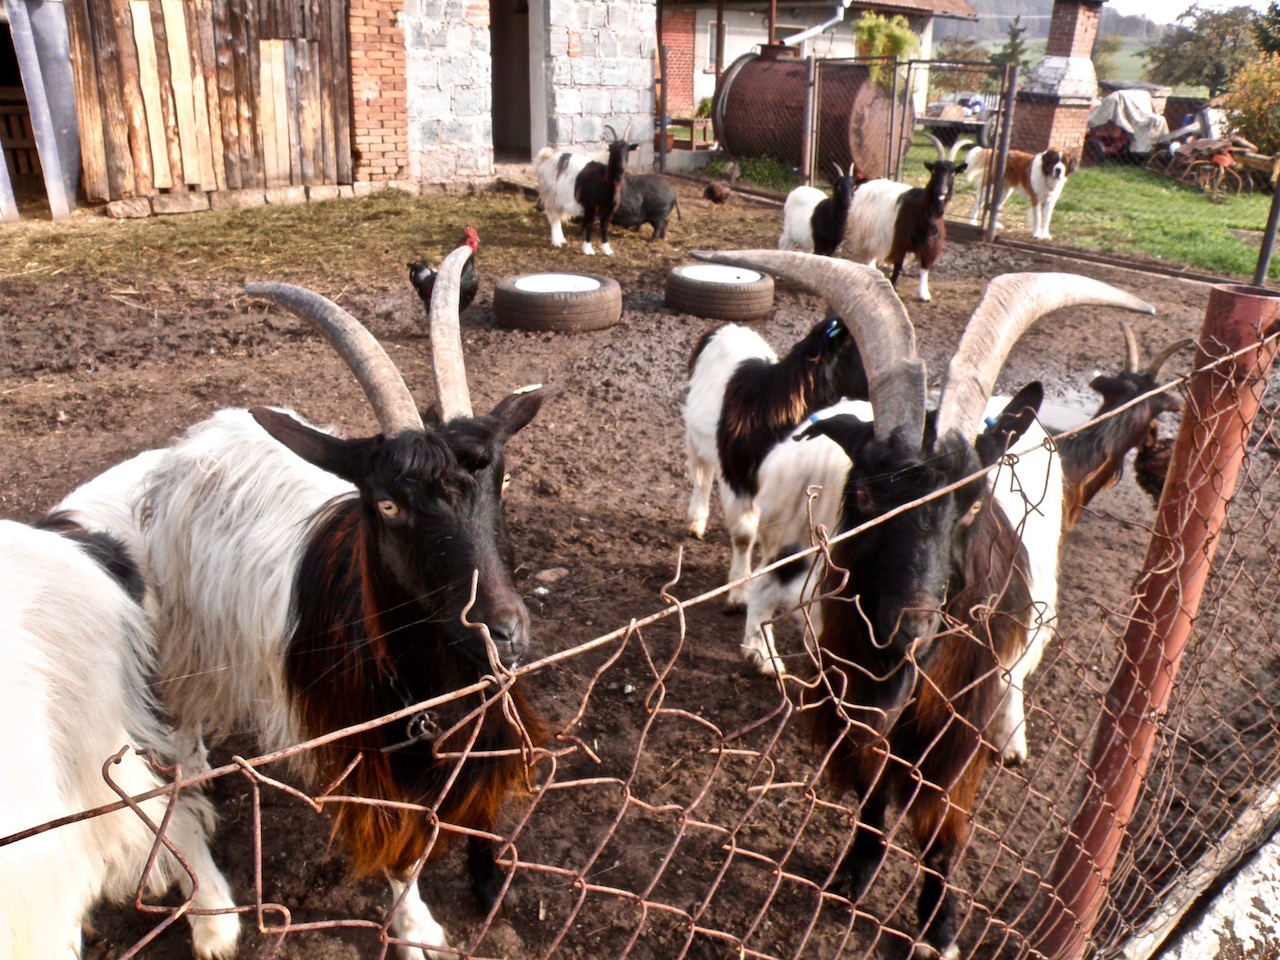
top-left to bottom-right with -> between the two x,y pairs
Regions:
800,56 -> 815,186
768,0 -> 777,45
983,62 -> 1018,243
659,45 -> 668,173
1253,177 -> 1280,286
1031,282 -> 1280,960
715,0 -> 725,82
889,59 -> 901,180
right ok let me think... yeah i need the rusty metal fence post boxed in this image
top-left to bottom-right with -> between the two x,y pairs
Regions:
1031,283 -> 1280,959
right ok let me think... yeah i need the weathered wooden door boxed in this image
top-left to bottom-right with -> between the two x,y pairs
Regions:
66,0 -> 351,202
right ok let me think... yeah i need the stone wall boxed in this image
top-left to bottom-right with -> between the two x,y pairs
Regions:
403,0 -> 494,180
543,0 -> 656,164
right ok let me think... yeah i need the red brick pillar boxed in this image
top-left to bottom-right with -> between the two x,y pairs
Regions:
349,0 -> 407,182
661,10 -> 697,117
1012,0 -> 1101,156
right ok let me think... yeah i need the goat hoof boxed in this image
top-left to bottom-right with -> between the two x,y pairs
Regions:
741,645 -> 787,678
192,912 -> 241,960
582,243 -> 596,255
601,243 -> 614,257
913,944 -> 960,960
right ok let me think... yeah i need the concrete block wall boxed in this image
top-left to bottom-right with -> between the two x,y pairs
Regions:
544,0 -> 656,165
404,0 -> 494,179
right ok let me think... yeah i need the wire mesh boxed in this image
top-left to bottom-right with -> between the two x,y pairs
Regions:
12,323 -> 1280,960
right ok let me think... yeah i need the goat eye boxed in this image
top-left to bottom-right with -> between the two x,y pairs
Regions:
376,499 -> 401,518
502,472 -> 512,493
855,489 -> 872,512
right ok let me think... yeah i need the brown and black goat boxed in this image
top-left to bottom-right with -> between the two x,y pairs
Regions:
844,135 -> 972,302
682,312 -> 868,610
534,123 -> 637,255
695,249 -> 1156,958
55,246 -> 554,960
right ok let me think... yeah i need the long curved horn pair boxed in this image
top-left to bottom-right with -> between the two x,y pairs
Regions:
926,133 -> 946,163
247,247 -> 475,434
691,250 -> 926,443
949,138 -> 975,162
1120,319 -> 1195,378
934,275 -> 1157,442
246,282 -> 425,437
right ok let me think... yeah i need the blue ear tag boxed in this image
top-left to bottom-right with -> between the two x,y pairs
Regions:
984,416 -> 998,429
827,319 -> 840,338
808,413 -> 821,424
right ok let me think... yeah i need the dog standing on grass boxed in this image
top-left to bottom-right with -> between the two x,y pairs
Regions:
965,145 -> 1077,240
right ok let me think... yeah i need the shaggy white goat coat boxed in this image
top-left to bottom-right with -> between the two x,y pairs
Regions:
743,398 -> 1063,763
682,324 -> 778,609
777,185 -> 828,253
0,520 -> 238,960
534,146 -> 597,252
57,408 -> 459,960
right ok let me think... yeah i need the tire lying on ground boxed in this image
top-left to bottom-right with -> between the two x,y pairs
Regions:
665,263 -> 775,322
493,273 -> 622,332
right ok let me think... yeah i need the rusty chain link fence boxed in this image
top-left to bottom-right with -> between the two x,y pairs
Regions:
9,287 -> 1280,958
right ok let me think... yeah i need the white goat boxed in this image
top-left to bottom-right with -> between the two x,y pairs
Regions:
0,519 -> 239,959
742,398 -> 1063,764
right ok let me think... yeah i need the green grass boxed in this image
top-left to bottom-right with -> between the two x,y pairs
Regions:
899,133 -> 1278,281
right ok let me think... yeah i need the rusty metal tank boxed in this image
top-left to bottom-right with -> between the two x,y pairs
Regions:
712,47 -> 911,179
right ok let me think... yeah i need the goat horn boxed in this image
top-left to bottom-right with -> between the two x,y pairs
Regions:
831,161 -> 843,181
691,250 -> 925,442
1146,337 -> 1197,380
949,138 -> 975,163
925,133 -> 946,162
246,282 -> 424,437
1120,318 -> 1141,373
622,121 -> 633,141
603,124 -> 617,142
935,274 -> 1156,442
427,244 -> 475,421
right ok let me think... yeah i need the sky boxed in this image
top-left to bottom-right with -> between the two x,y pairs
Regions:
1104,0 -> 1273,24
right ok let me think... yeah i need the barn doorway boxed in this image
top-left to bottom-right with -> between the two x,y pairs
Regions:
490,0 -> 531,160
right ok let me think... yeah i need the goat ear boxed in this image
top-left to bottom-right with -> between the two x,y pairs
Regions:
924,161 -> 937,173
953,162 -> 968,175
1088,373 -> 1137,399
797,414 -> 873,460
486,385 -> 561,443
250,406 -> 367,480
974,382 -> 1044,467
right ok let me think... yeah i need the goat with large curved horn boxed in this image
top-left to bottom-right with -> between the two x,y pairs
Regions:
245,282 -> 425,437
690,249 -> 926,442
934,273 -> 1157,442
427,242 -> 476,421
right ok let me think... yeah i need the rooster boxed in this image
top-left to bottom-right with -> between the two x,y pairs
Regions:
408,226 -> 480,314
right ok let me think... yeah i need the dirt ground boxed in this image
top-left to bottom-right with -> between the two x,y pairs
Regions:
0,177 -> 1218,959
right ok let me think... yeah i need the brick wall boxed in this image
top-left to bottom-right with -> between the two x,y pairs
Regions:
1012,99 -> 1091,155
661,9 -> 696,116
1045,0 -> 1101,59
349,0 -> 407,182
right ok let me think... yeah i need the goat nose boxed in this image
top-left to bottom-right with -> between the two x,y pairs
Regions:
485,610 -> 529,661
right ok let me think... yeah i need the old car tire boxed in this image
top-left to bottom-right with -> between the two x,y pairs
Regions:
665,263 -> 774,322
493,273 -> 622,332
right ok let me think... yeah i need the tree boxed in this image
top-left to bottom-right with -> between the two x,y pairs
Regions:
1222,52 -> 1280,154
989,15 -> 1031,74
1254,1 -> 1280,54
932,36 -> 997,96
1092,33 -> 1124,82
853,11 -> 919,88
1142,4 -> 1258,97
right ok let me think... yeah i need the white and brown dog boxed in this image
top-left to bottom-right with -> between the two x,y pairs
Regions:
965,145 -> 1077,240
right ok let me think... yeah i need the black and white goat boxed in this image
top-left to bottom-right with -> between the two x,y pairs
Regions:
741,322 -> 1182,762
681,314 -> 868,611
534,124 -> 637,255
844,136 -> 971,301
55,247 -> 554,960
0,518 -> 239,959
695,249 -> 1154,958
777,163 -> 866,256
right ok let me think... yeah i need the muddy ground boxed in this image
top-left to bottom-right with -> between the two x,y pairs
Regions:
0,177 -> 1221,959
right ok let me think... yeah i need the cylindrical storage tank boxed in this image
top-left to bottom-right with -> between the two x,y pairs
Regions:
713,49 -> 911,179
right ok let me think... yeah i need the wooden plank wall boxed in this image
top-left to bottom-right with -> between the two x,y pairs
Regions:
66,0 -> 352,202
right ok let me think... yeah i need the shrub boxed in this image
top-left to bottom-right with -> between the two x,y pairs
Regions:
1222,52 -> 1280,155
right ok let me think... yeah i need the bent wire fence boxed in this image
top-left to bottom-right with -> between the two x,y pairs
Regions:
7,288 -> 1280,960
